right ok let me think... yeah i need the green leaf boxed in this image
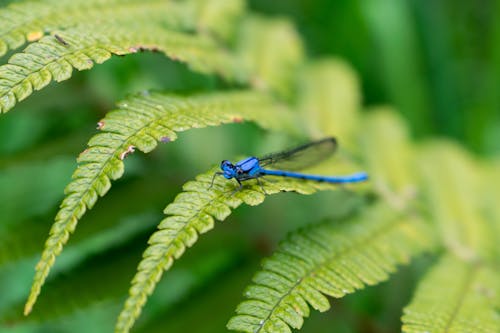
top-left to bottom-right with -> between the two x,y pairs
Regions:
480,159 -> 500,260
188,0 -> 246,41
417,141 -> 497,261
298,59 -> 361,148
236,16 -> 304,99
115,161 -> 363,333
402,255 -> 500,333
0,19 -> 237,113
24,90 -> 297,315
361,109 -> 416,201
227,203 -> 436,333
0,0 -> 237,57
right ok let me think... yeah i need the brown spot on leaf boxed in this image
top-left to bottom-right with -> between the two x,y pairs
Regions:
119,145 -> 136,160
97,121 -> 104,130
78,149 -> 89,158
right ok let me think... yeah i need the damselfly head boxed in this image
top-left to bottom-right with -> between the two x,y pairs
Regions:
220,160 -> 236,179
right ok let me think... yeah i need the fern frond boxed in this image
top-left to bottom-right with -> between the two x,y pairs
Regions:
402,255 -> 500,333
417,141 -> 496,261
0,0 -> 241,57
237,16 -> 304,98
24,90 -> 296,315
189,0 -> 245,40
481,160 -> 500,260
361,110 -> 416,201
299,59 -> 361,147
227,203 -> 436,333
115,160 -> 363,333
0,20 -> 236,114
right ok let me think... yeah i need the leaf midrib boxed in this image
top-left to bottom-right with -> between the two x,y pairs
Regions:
443,262 -> 477,333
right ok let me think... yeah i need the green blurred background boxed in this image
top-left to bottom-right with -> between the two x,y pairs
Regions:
0,0 -> 498,332
251,0 -> 500,155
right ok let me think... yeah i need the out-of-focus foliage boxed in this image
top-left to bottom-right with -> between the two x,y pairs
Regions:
402,255 -> 500,333
0,0 -> 499,333
251,0 -> 500,155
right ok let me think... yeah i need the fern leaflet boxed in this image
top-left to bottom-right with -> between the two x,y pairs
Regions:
417,142 -> 497,261
361,110 -> 416,199
402,255 -> 500,333
115,159 -> 365,333
237,16 -> 304,99
298,59 -> 361,148
189,0 -> 245,40
227,203 -> 436,333
24,90 -> 296,315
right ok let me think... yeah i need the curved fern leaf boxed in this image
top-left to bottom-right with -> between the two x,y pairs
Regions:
361,110 -> 416,203
0,0 -> 244,57
0,20 -> 236,114
417,141 -> 496,261
402,255 -> 500,333
24,90 -> 296,315
481,160 -> 500,260
237,16 -> 304,99
299,59 -> 361,148
227,203 -> 436,333
189,0 -> 245,40
115,161 -> 364,333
